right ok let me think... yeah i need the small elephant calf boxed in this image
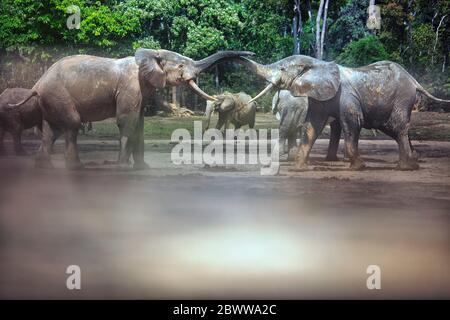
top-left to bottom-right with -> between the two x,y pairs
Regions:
0,88 -> 41,155
272,90 -> 341,160
204,92 -> 257,131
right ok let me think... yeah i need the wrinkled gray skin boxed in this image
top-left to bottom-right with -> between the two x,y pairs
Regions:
272,90 -> 341,161
235,56 -> 450,170
204,92 -> 257,131
0,88 -> 42,155
12,49 -> 253,169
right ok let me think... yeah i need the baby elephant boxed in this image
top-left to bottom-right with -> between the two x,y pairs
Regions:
0,88 -> 41,155
204,92 -> 257,131
272,90 -> 341,160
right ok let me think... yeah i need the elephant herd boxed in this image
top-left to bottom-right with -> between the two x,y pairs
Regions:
1,48 -> 449,171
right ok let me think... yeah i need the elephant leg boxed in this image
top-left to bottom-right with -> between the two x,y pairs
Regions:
287,132 -> 297,161
132,112 -> 149,170
35,120 -> 56,169
340,99 -> 365,170
64,128 -> 83,170
0,127 -> 5,154
293,112 -> 328,170
343,127 -> 364,170
50,128 -> 61,154
116,90 -> 148,169
325,120 -> 341,161
215,114 -> 226,131
409,136 -> 418,160
116,119 -> 134,167
396,132 -> 419,170
12,129 -> 27,156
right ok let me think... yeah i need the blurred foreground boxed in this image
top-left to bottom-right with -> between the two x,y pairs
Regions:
0,138 -> 449,299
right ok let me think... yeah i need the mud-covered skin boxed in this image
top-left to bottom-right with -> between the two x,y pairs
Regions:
0,88 -> 41,155
235,56 -> 450,171
14,50 -> 253,170
204,92 -> 257,131
272,90 -> 341,160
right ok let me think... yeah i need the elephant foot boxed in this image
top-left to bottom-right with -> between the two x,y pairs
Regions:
35,158 -> 54,169
349,158 -> 366,171
133,161 -> 150,171
325,155 -> 339,162
397,159 -> 419,171
289,162 -> 309,172
0,146 -> 6,156
66,159 -> 84,170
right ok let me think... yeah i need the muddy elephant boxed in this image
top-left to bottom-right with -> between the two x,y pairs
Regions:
0,88 -> 42,155
12,49 -> 253,169
272,90 -> 341,160
204,92 -> 257,131
234,56 -> 450,170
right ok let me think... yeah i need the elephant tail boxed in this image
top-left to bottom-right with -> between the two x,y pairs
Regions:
8,90 -> 38,107
416,86 -> 450,108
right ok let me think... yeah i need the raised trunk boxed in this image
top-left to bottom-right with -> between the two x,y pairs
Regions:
194,51 -> 254,73
230,57 -> 271,80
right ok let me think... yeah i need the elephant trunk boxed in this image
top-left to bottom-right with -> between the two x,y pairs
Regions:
193,51 -> 255,73
231,57 -> 271,80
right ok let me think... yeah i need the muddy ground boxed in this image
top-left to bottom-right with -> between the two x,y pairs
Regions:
0,115 -> 449,299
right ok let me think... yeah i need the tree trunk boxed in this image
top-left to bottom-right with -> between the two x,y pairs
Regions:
315,0 -> 325,59
293,0 -> 302,55
320,0 -> 330,59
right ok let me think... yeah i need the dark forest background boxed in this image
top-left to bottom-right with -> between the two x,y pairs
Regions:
0,0 -> 449,112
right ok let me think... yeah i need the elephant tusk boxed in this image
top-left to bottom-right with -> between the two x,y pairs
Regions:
188,80 -> 218,101
249,83 -> 274,103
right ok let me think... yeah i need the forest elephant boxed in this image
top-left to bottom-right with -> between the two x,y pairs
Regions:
234,56 -> 450,171
204,92 -> 257,131
11,49 -> 253,169
272,90 -> 341,161
0,88 -> 42,156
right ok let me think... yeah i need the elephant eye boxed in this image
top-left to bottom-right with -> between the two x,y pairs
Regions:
177,64 -> 183,69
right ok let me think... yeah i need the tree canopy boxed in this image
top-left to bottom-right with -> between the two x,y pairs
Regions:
0,0 -> 449,106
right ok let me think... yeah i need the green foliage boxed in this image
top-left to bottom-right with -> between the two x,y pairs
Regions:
328,0 -> 370,58
0,0 -> 449,106
336,36 -> 390,67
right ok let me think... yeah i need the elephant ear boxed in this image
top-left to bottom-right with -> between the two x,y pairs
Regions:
135,48 -> 166,89
289,61 -> 340,101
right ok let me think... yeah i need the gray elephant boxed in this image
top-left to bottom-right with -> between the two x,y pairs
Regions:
272,90 -> 341,161
204,92 -> 257,131
234,56 -> 450,170
0,88 -> 42,155
11,49 -> 253,169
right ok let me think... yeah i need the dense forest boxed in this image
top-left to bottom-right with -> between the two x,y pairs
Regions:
0,0 -> 449,111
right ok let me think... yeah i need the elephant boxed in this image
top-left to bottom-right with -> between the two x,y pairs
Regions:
11,49 -> 253,169
0,88 -> 42,155
234,55 -> 450,170
204,92 -> 257,131
272,90 -> 341,161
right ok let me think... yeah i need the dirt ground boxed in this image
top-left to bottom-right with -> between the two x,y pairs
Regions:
0,117 -> 449,299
